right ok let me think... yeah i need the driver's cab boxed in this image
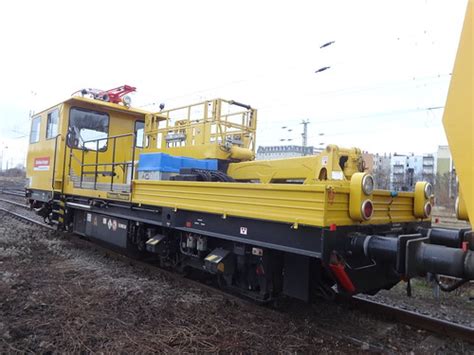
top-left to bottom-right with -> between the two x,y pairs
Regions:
26,96 -> 148,201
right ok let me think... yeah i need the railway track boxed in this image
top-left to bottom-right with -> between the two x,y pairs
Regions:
0,206 -> 54,230
348,297 -> 474,344
0,197 -> 29,208
0,195 -> 472,348
0,188 -> 26,197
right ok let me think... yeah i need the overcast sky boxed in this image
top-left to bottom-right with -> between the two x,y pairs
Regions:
0,0 -> 468,168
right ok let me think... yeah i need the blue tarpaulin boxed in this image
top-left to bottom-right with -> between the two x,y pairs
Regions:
137,152 -> 218,173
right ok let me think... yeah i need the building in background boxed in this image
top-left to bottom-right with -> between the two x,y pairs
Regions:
361,152 -> 374,174
436,145 -> 452,176
371,153 -> 435,191
435,145 -> 457,206
372,153 -> 391,190
256,145 -> 317,160
390,154 -> 409,191
421,154 -> 435,183
369,147 -> 455,207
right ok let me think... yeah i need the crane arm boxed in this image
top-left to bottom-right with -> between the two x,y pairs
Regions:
442,0 -> 474,221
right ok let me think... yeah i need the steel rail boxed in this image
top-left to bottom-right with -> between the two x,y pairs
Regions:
0,197 -> 29,208
0,206 -> 55,230
349,296 -> 474,344
1,190 -> 26,197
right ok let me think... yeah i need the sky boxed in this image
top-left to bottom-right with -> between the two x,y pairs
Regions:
0,0 -> 468,168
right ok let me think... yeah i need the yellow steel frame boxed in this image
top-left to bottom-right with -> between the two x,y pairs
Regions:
443,0 -> 474,222
27,95 -> 430,229
227,145 -> 364,183
145,99 -> 257,161
131,179 -> 426,228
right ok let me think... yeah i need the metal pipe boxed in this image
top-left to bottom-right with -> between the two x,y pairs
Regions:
418,227 -> 468,248
51,134 -> 60,190
350,235 -> 398,261
80,144 -> 85,188
61,138 -> 68,194
111,137 -> 116,191
130,132 -> 136,195
229,100 -> 252,110
65,202 -> 91,210
82,132 -> 133,144
414,243 -> 474,279
94,140 -> 99,190
351,234 -> 474,280
363,236 -> 398,263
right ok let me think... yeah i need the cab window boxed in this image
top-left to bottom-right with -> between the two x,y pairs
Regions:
135,120 -> 144,148
30,116 -> 41,143
46,109 -> 59,139
68,107 -> 109,151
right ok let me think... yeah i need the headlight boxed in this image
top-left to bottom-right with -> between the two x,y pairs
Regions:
122,95 -> 132,106
424,183 -> 433,198
361,199 -> 374,220
414,181 -> 431,218
424,202 -> 432,218
361,174 -> 374,195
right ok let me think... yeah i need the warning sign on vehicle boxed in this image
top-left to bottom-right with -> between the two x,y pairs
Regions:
33,157 -> 50,171
106,218 -> 118,231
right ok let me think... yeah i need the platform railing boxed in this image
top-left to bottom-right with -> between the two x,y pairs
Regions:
150,98 -> 257,151
65,132 -> 137,193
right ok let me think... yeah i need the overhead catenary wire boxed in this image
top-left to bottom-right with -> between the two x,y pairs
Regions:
136,28 -> 451,110
258,105 -> 445,130
308,109 -> 445,139
259,106 -> 445,148
139,72 -> 450,111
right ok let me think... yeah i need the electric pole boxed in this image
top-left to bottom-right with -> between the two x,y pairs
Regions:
301,119 -> 310,155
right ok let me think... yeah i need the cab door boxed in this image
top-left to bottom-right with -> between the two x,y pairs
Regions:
26,106 -> 63,196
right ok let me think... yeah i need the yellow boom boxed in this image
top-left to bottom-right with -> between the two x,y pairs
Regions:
442,0 -> 474,221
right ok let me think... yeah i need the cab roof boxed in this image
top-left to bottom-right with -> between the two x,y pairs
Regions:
34,96 -> 151,118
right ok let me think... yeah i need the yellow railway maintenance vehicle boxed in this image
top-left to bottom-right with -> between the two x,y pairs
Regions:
25,87 -> 474,303
27,22 -> 474,303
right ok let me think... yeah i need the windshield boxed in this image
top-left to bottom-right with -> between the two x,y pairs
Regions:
68,107 -> 109,150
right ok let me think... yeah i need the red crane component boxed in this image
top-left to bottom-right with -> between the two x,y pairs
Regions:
103,85 -> 137,104
73,85 -> 137,105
